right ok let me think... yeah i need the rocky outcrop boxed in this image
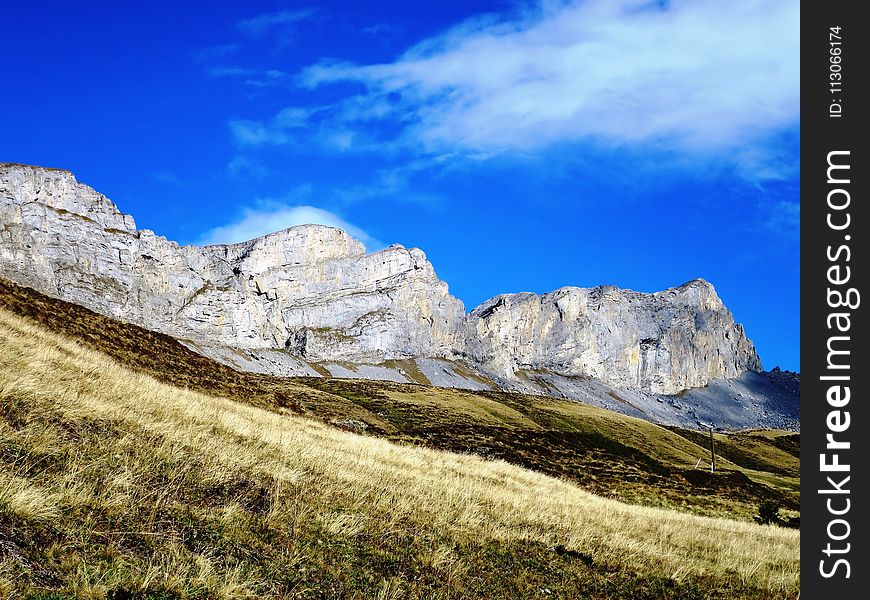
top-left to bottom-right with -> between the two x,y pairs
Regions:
467,283 -> 761,394
0,163 -> 762,396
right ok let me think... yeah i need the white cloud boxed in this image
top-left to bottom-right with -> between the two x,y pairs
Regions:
197,203 -> 383,250
238,9 -> 316,36
297,0 -> 798,155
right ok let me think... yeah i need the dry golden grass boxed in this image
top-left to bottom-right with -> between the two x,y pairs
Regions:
0,306 -> 799,598
0,474 -> 60,523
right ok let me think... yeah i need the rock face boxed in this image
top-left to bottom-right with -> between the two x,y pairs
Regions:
0,163 -> 762,397
467,284 -> 761,394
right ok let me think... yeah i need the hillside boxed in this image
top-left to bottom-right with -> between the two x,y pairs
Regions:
0,278 -> 800,522
0,277 -> 799,597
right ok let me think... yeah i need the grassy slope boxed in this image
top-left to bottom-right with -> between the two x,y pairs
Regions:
0,286 -> 799,598
0,305 -> 799,599
317,379 -> 799,517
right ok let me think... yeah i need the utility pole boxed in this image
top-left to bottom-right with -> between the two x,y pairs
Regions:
708,426 -> 717,473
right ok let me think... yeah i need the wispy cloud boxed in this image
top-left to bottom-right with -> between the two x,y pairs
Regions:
227,105 -> 379,152
293,0 -> 797,160
238,9 -> 316,36
208,66 -> 288,87
227,156 -> 269,179
217,0 -> 798,227
228,107 -> 314,146
197,202 -> 382,250
734,145 -> 800,185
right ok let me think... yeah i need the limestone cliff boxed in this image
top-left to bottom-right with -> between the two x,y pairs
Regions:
0,163 -> 762,396
466,283 -> 760,394
0,164 -> 466,363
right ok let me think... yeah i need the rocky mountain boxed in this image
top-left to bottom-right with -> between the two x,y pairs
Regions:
467,284 -> 760,394
0,163 -> 794,429
0,164 -> 464,360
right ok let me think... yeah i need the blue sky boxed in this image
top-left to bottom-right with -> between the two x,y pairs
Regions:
1,0 -> 799,370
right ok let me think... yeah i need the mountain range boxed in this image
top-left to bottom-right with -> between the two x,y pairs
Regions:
0,163 -> 798,430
